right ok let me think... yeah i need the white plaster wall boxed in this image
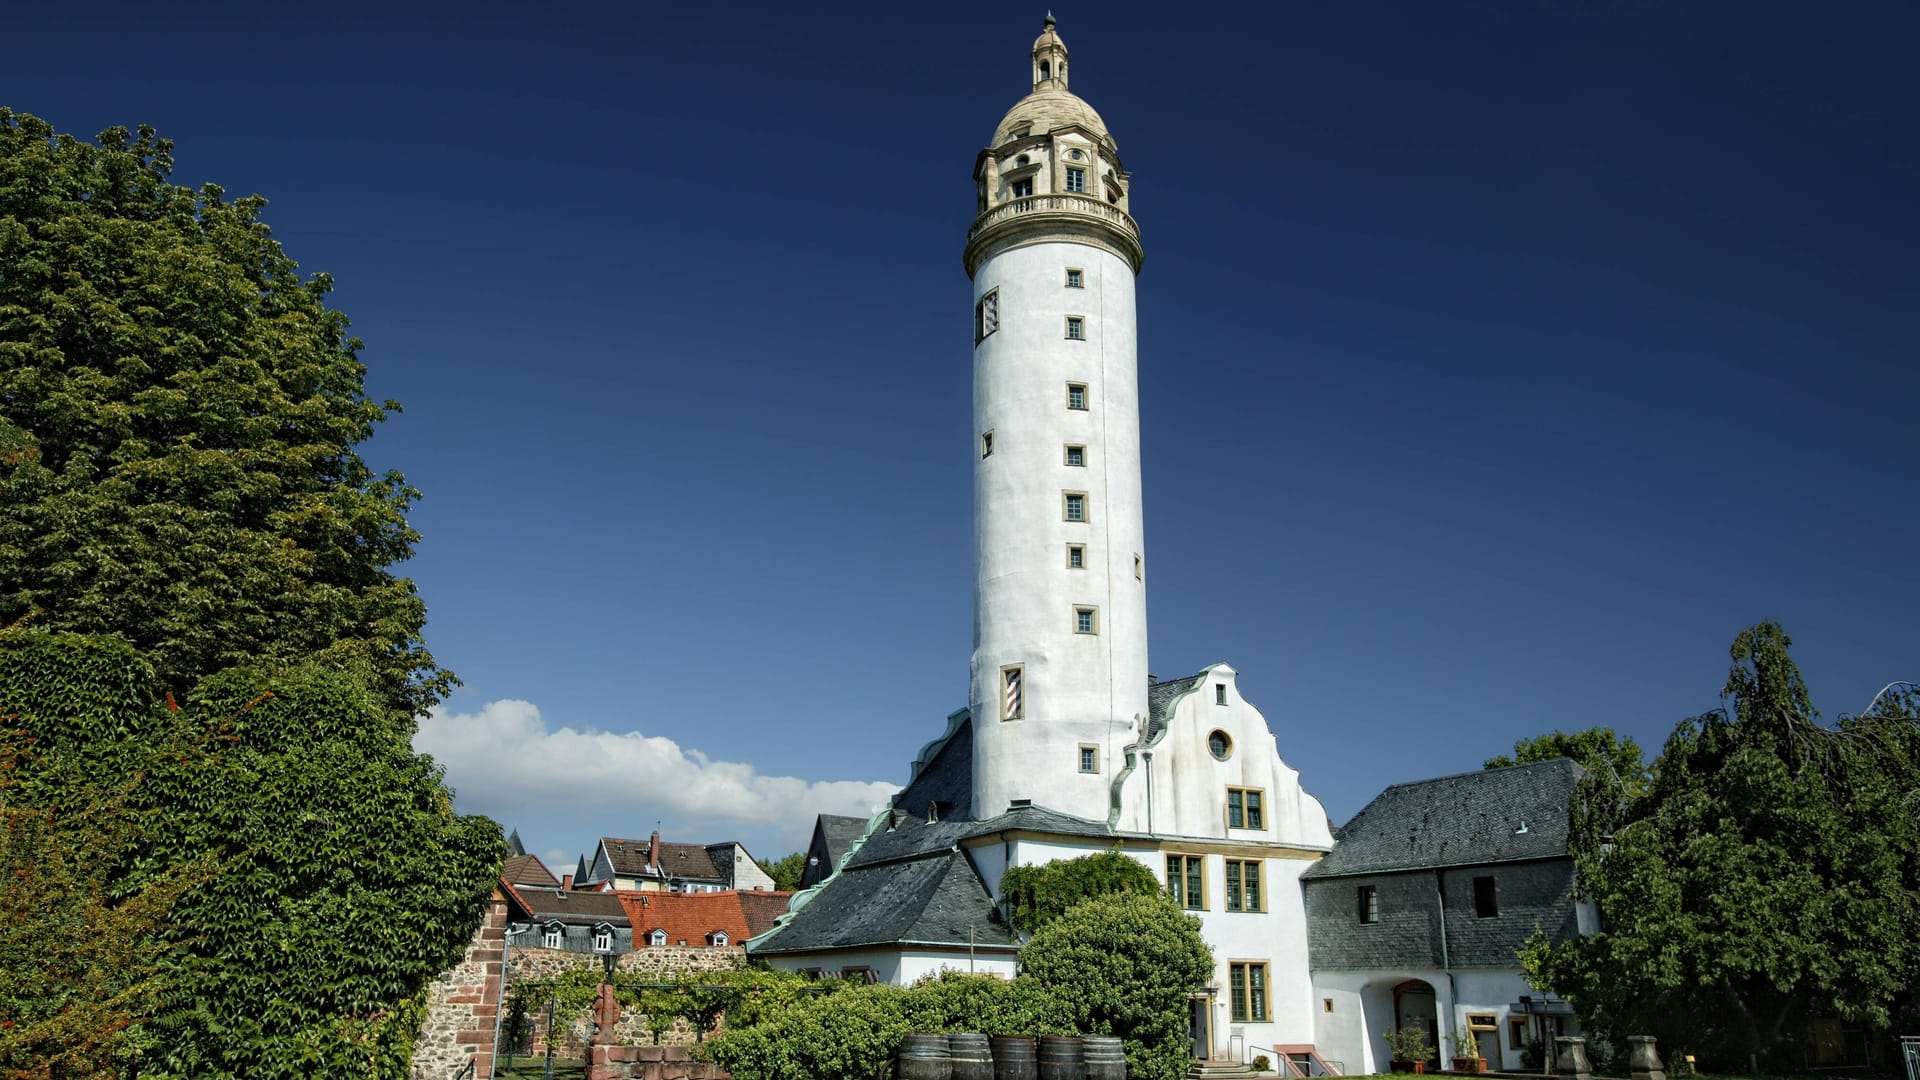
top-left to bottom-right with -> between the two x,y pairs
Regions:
1310,968 -> 1541,1073
761,949 -> 1016,984
971,240 -> 1147,823
1115,665 -> 1332,848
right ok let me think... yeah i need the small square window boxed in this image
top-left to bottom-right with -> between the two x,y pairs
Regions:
1001,665 -> 1024,721
1065,444 -> 1085,467
1066,268 -> 1083,288
1216,684 -> 1227,705
1358,885 -> 1379,924
981,431 -> 994,458
1078,745 -> 1098,773
1065,167 -> 1086,193
1066,383 -> 1088,410
1067,544 -> 1086,569
1474,875 -> 1499,918
1063,493 -> 1087,522
1011,177 -> 1034,198
1074,606 -> 1098,635
1065,316 -> 1085,340
975,290 -> 999,342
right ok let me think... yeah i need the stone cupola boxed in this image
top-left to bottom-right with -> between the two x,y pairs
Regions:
965,15 -> 1142,278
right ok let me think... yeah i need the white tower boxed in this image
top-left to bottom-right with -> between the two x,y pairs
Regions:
967,16 -> 1149,822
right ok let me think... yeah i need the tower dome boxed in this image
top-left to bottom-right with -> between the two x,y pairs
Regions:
966,14 -> 1140,279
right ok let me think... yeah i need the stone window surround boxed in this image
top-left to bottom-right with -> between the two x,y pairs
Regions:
1225,858 -> 1265,913
1078,743 -> 1099,773
1229,960 -> 1272,1022
1227,786 -> 1266,831
1063,491 -> 1089,523
1074,605 -> 1098,635
1066,544 -> 1086,569
1166,852 -> 1206,911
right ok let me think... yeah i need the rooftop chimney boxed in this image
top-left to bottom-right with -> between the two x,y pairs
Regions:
648,829 -> 660,872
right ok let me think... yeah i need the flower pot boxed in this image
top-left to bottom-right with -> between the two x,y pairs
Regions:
1453,1057 -> 1488,1074
1391,1061 -> 1426,1074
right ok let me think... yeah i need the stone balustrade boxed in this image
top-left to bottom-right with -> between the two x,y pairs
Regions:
967,193 -> 1140,244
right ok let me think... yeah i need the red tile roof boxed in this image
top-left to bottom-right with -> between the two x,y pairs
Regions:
616,890 -> 792,947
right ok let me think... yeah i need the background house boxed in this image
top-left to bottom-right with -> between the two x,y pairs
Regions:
585,831 -> 776,893
1303,759 -> 1591,1074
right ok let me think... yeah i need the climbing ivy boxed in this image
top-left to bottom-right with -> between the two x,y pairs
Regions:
0,630 -> 501,1079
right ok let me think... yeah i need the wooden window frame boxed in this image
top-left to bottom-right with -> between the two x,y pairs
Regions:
1229,960 -> 1271,1022
1166,853 -> 1206,911
1224,858 -> 1265,913
1227,786 -> 1266,830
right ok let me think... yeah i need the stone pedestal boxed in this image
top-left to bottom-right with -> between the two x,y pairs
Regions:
1555,1037 -> 1592,1080
1629,1036 -> 1666,1080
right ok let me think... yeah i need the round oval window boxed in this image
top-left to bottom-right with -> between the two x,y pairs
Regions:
1208,730 -> 1233,761
1069,149 -> 1084,160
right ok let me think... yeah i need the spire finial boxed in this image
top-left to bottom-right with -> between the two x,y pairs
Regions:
1045,10 -> 1055,27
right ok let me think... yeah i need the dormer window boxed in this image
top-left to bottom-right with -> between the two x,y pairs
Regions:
710,931 -> 730,947
542,922 -> 563,949
649,929 -> 667,947
592,925 -> 613,953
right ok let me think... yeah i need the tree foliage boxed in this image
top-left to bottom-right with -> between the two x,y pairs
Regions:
998,849 -> 1163,935
0,730 -> 203,1079
1521,623 -> 1920,1071
0,630 -> 500,1078
0,109 -> 451,714
756,851 -> 805,891
1485,727 -> 1651,797
1019,890 -> 1214,1080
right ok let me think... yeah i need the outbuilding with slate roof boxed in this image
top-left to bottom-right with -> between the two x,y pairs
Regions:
1302,759 -> 1592,1076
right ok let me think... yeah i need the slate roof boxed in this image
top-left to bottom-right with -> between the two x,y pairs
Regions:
1302,758 -> 1583,879
817,815 -> 868,867
750,710 -> 1119,958
600,837 -> 729,882
1144,673 -> 1207,742
616,890 -> 792,946
893,716 -> 974,821
505,883 -> 631,926
751,847 -> 1014,955
503,853 -> 560,888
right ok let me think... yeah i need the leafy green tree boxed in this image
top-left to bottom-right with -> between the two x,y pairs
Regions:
1019,890 -> 1214,1080
998,849 -> 1163,935
1485,727 -> 1651,797
0,110 -> 451,715
757,851 -> 806,891
1521,623 -> 1920,1071
0,630 -> 500,1079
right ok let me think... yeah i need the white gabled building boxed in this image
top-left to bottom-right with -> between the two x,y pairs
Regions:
750,19 -> 1336,1067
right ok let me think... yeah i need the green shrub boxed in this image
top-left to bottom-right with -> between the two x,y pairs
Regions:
1019,891 -> 1214,1080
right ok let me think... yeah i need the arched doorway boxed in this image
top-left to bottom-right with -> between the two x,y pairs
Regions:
1392,979 -> 1439,1066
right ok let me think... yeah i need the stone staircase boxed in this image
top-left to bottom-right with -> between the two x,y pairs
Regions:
1188,1060 -> 1267,1079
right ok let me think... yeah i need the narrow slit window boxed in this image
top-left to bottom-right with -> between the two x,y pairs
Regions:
1134,554 -> 1143,580
1002,665 -> 1024,721
1358,884 -> 1379,924
981,431 -> 994,458
975,290 -> 999,342
1216,684 -> 1228,705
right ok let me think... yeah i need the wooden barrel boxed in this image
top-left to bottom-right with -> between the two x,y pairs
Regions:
949,1033 -> 994,1080
899,1033 -> 953,1080
1038,1035 -> 1084,1080
1082,1035 -> 1125,1080
992,1035 -> 1038,1080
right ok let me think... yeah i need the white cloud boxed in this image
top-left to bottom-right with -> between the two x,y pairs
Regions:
416,699 -> 898,851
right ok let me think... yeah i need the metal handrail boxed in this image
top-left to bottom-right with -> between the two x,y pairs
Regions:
1898,1035 -> 1918,1080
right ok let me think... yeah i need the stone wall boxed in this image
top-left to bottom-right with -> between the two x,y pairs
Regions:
413,893 -> 508,1080
504,945 -> 750,1059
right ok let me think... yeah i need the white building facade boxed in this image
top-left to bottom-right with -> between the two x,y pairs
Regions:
753,21 -> 1338,1067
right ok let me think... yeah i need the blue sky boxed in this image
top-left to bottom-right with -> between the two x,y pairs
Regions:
12,1 -> 1917,868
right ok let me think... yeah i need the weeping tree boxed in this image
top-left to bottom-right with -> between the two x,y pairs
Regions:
1522,623 -> 1920,1070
